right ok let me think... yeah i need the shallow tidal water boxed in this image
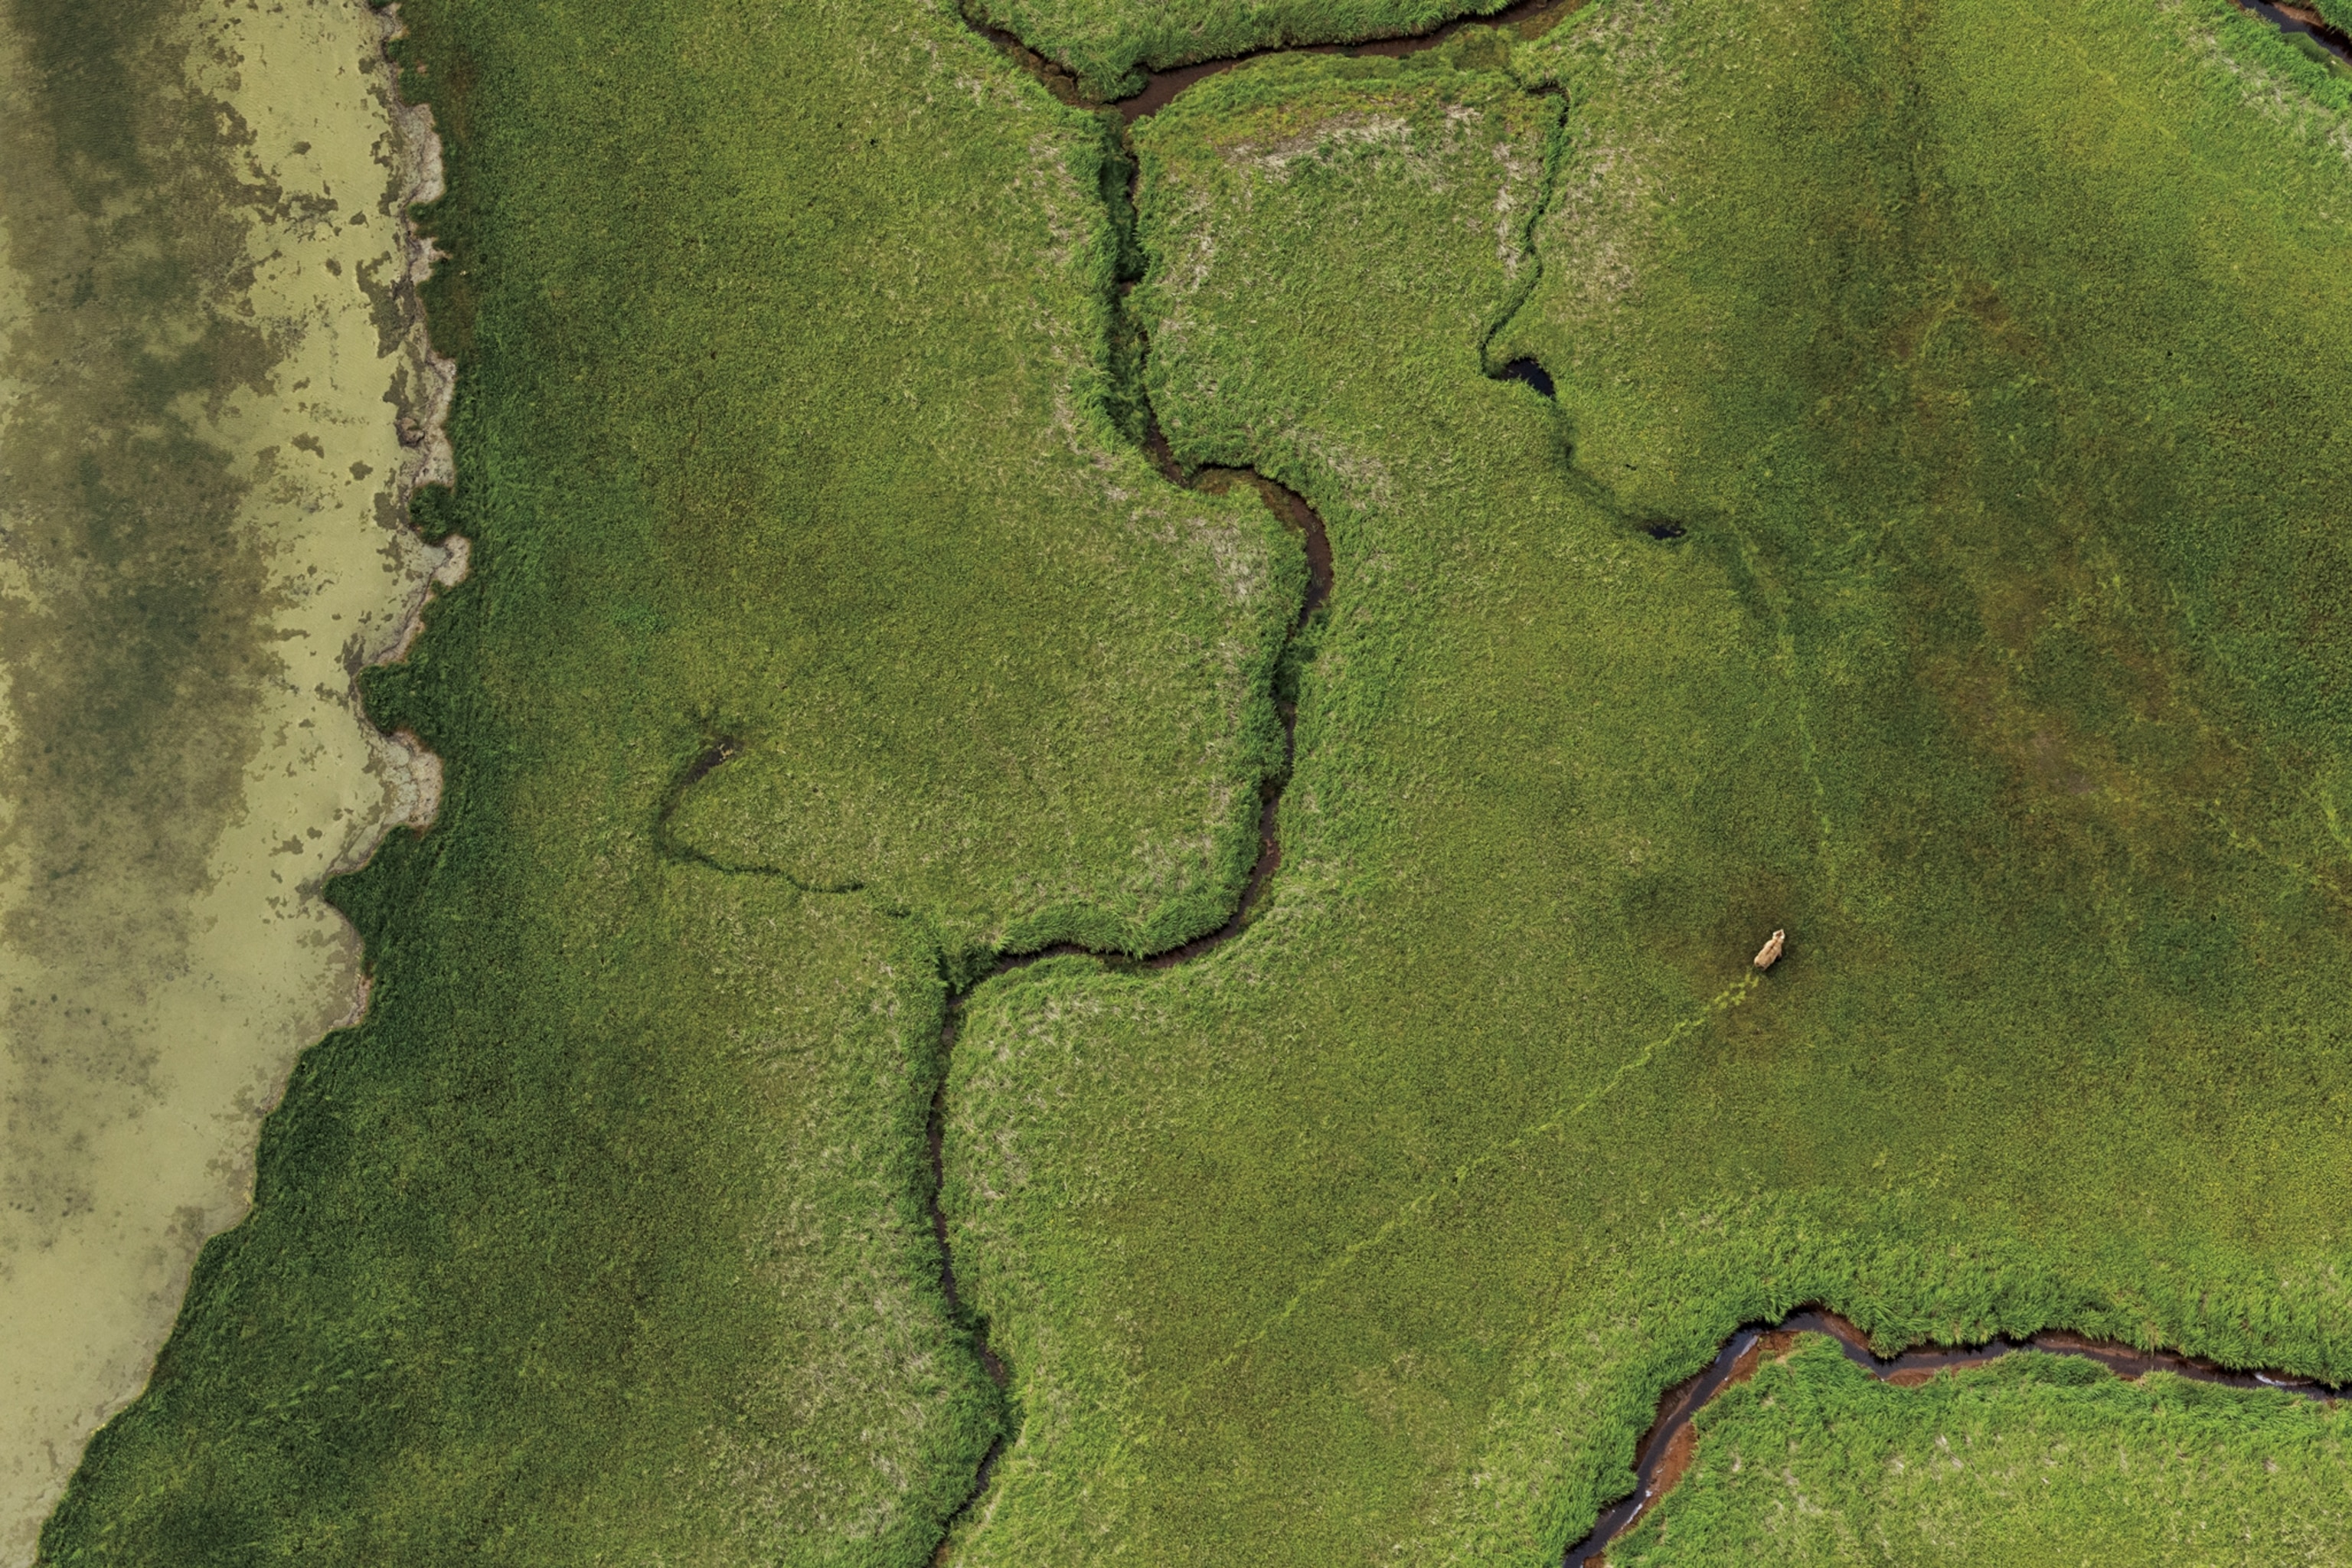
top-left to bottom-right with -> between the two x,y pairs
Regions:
0,0 -> 450,1554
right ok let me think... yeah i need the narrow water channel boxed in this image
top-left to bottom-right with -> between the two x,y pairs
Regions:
1561,1308 -> 2341,1565
1112,0 -> 1576,118
920,456 -> 1334,1559
2236,0 -> 2352,63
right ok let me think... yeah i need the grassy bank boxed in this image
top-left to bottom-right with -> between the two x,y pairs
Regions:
37,0 -> 1291,1560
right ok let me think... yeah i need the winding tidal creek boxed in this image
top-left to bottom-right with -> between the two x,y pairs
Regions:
1560,1309 -> 2341,1564
0,0 -> 452,1554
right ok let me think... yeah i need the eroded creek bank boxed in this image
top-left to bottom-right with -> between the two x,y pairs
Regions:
0,0 -> 456,1557
1563,1308 -> 2342,1564
2237,0 -> 2352,65
965,0 -> 1583,119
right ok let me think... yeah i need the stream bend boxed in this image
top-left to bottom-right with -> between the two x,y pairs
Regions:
920,455 -> 1332,1556
1561,1305 -> 2343,1566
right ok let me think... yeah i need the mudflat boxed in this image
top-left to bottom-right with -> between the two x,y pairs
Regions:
0,0 -> 449,1554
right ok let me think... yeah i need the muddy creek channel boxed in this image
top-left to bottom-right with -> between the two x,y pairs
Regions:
658,433 -> 1337,1537
1084,0 -> 2351,121
1561,1308 -> 2341,1565
964,0 -> 1582,120
2237,0 -> 2352,64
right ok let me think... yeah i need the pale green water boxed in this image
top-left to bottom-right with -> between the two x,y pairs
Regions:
0,0 -> 453,1555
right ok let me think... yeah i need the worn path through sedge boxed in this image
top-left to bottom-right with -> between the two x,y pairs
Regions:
0,0 -> 454,1555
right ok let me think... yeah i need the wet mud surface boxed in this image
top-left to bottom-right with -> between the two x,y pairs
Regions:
1562,1308 -> 2342,1565
2237,0 -> 2352,62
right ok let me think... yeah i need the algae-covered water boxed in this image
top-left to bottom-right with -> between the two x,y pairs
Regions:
0,0 -> 451,1553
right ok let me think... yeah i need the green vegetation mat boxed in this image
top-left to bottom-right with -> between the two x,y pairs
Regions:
939,0 -> 2352,1562
1617,1335 -> 2352,1565
36,0 -> 1293,1561
42,0 -> 2352,1562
